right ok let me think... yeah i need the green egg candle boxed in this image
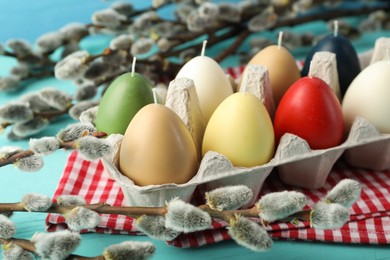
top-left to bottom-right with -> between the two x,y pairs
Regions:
95,60 -> 154,135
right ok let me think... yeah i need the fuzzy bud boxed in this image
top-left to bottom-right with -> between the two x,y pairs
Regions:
14,155 -> 44,172
79,106 -> 98,124
2,243 -> 34,260
206,185 -> 253,211
217,3 -> 242,22
10,64 -> 30,78
111,2 -> 134,16
130,37 -> 154,56
56,195 -> 86,206
32,230 -> 81,260
110,34 -> 134,50
0,76 -> 21,92
7,130 -> 24,141
6,39 -> 33,57
186,11 -> 208,32
39,87 -> 72,111
74,85 -> 98,102
29,137 -> 60,156
165,198 -> 211,233
36,31 -> 64,53
21,193 -> 52,212
83,61 -> 107,80
20,93 -> 53,113
57,122 -> 96,142
199,2 -> 220,18
256,191 -> 307,223
69,100 -> 99,120
311,202 -> 350,229
64,206 -> 101,231
157,38 -> 171,52
136,215 -> 180,241
55,50 -> 90,80
12,117 -> 49,137
0,103 -> 33,123
92,8 -> 126,28
0,215 -> 16,239
228,215 -> 273,252
103,241 -> 155,260
325,179 -> 361,208
102,49 -> 127,65
248,8 -> 277,31
0,146 -> 23,159
76,136 -> 112,161
59,23 -> 88,41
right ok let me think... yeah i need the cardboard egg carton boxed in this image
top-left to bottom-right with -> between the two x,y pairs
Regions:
92,41 -> 390,207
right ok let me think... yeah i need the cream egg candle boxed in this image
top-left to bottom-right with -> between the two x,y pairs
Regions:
240,31 -> 301,106
119,89 -> 198,186
175,40 -> 233,124
342,58 -> 390,133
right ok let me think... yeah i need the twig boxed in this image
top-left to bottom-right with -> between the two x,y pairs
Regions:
0,131 -> 107,168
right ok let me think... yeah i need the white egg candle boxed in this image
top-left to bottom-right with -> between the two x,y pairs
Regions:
175,41 -> 233,124
342,60 -> 390,133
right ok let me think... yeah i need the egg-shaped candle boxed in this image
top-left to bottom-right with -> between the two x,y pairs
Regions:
301,21 -> 361,98
240,32 -> 301,106
95,58 -> 154,135
202,91 -> 275,167
274,76 -> 344,150
119,101 -> 199,186
342,59 -> 390,133
175,41 -> 233,124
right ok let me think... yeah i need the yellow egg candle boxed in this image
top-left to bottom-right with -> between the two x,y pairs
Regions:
240,32 -> 300,106
202,91 -> 275,167
176,41 -> 233,124
119,97 -> 199,186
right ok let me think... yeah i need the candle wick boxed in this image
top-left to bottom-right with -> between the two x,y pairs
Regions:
152,88 -> 158,105
278,31 -> 283,49
333,20 -> 339,37
131,56 -> 137,77
201,40 -> 207,56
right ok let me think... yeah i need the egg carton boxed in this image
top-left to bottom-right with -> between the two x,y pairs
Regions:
95,41 -> 390,207
98,86 -> 389,208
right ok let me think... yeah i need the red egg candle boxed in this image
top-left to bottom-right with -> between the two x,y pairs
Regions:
274,76 -> 344,149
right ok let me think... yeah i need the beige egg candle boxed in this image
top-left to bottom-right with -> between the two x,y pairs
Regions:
119,91 -> 198,186
342,59 -> 390,133
175,41 -> 233,124
240,32 -> 301,106
202,78 -> 275,167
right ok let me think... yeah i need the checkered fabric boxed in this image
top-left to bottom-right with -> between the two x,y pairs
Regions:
46,151 -> 390,247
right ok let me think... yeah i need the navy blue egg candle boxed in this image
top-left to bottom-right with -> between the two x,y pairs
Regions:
301,23 -> 361,98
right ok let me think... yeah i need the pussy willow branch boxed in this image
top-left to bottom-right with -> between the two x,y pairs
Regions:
88,2 -> 390,86
0,105 -> 73,132
0,237 -> 106,260
0,201 -> 312,224
0,131 -> 107,168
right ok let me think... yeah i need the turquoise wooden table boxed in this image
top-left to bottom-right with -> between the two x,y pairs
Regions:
1,1 -> 390,259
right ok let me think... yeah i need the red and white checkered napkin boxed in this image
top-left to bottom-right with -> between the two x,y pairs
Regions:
46,151 -> 390,247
